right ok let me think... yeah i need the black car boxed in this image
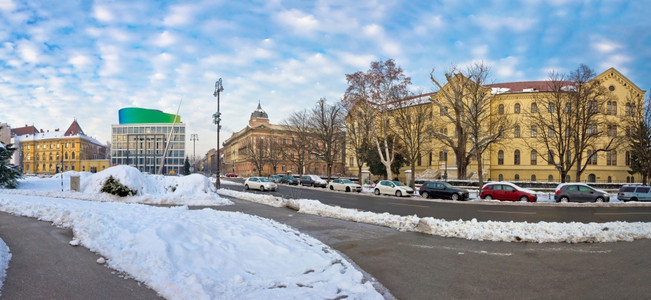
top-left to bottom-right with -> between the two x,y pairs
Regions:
279,175 -> 298,185
420,181 -> 469,200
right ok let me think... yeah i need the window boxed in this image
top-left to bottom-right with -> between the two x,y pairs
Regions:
531,174 -> 536,181
514,150 -> 520,165
531,125 -> 537,137
588,124 -> 598,136
625,126 -> 631,137
587,150 -> 597,165
531,150 -> 537,165
440,106 -> 448,116
548,125 -> 554,137
588,100 -> 598,113
626,151 -> 631,166
565,151 -> 571,165
498,150 -> 504,165
588,174 -> 596,183
428,152 -> 433,166
514,174 -> 520,181
498,174 -> 503,181
531,103 -> 538,113
607,101 -> 617,115
514,125 -> 520,138
607,176 -> 612,183
498,104 -> 504,114
607,150 -> 617,166
607,125 -> 617,137
564,103 -> 571,113
514,103 -> 521,114
498,126 -> 504,137
417,153 -> 422,166
548,175 -> 554,182
548,103 -> 555,113
625,103 -> 636,116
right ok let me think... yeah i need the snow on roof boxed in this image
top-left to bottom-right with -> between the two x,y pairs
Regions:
485,81 -> 575,94
13,131 -> 105,146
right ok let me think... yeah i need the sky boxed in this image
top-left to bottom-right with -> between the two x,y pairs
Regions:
0,0 -> 650,157
0,167 -> 650,297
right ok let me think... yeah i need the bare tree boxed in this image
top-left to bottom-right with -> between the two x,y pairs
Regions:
309,98 -> 345,182
281,110 -> 312,178
429,63 -> 506,181
391,93 -> 433,187
342,98 -> 375,183
528,65 -> 616,182
625,90 -> 651,184
266,136 -> 283,175
241,136 -> 267,176
345,59 -> 411,180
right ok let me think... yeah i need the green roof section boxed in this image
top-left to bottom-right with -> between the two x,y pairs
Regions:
118,107 -> 181,124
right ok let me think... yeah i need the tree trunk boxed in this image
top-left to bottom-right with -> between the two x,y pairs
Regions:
476,152 -> 484,188
410,162 -> 416,188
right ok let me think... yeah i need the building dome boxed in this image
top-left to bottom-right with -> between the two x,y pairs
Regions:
249,101 -> 270,126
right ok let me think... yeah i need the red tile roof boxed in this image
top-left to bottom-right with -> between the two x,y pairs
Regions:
11,125 -> 39,137
64,119 -> 85,136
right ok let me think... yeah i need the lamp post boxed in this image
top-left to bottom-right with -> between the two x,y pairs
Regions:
213,78 -> 224,189
190,134 -> 198,173
443,149 -> 448,181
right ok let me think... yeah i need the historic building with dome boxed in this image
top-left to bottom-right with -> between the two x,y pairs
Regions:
221,102 -> 344,177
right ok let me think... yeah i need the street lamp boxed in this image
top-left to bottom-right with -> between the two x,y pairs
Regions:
213,78 -> 224,189
443,149 -> 448,181
190,133 -> 198,173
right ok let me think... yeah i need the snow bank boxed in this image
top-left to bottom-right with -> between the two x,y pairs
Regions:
10,166 -> 232,206
217,190 -> 651,243
0,194 -> 383,299
0,238 -> 10,296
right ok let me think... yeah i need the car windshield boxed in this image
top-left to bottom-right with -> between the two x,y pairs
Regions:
392,181 -> 403,186
258,178 -> 270,182
341,179 -> 353,184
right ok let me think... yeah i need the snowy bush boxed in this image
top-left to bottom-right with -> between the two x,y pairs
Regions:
100,175 -> 137,197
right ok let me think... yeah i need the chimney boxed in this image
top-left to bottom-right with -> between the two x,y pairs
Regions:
55,128 -> 59,132
40,129 -> 44,133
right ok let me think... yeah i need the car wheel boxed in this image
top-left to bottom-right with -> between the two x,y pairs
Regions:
519,196 -> 528,202
421,191 -> 429,199
395,190 -> 402,197
484,195 -> 492,200
346,187 -> 351,192
374,189 -> 380,195
595,197 -> 605,203
560,196 -> 569,203
329,185 -> 334,190
244,184 -> 249,190
260,186 -> 265,192
631,197 -> 638,202
451,193 -> 459,201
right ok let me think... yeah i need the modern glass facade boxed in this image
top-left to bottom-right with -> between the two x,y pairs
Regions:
110,123 -> 186,174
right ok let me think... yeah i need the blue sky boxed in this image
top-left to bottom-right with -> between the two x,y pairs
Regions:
0,0 -> 649,157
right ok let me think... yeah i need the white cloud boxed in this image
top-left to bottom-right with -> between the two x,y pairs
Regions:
338,52 -> 375,69
470,15 -> 537,33
274,9 -> 319,35
0,0 -> 15,11
154,31 -> 177,47
68,54 -> 93,69
362,24 -> 402,57
93,5 -> 114,22
16,40 -> 41,64
593,41 -> 621,53
163,3 -> 200,27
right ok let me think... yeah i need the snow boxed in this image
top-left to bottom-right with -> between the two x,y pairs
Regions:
0,239 -> 9,297
0,166 -> 384,299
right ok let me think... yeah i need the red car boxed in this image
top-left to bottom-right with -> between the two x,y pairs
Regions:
225,173 -> 239,178
480,182 -> 537,202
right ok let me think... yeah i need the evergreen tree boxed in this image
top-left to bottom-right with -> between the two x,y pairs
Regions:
0,142 -> 22,189
183,156 -> 191,175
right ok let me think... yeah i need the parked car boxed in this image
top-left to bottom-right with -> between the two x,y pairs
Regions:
300,175 -> 328,188
554,183 -> 609,203
225,173 -> 239,178
420,181 -> 469,200
373,180 -> 414,197
244,177 -> 277,191
328,179 -> 362,192
480,182 -> 537,202
279,175 -> 299,185
268,175 -> 282,183
617,185 -> 651,202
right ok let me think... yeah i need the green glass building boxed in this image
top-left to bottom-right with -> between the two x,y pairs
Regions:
111,108 -> 185,174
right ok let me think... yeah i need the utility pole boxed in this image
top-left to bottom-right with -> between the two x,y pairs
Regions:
190,133 -> 198,172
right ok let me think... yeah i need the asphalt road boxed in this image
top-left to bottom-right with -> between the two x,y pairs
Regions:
222,179 -> 651,223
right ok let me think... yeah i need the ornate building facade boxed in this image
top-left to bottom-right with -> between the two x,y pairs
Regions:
221,103 -> 344,177
12,120 -> 109,174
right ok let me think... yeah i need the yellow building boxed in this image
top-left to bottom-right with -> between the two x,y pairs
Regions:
12,120 -> 110,175
346,67 -> 645,184
222,103 -> 344,177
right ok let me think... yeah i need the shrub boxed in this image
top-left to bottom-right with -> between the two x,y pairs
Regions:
100,175 -> 137,197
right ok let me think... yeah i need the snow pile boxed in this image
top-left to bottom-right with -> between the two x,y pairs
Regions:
217,189 -> 651,243
0,194 -> 383,299
0,238 -> 10,296
9,166 -> 232,206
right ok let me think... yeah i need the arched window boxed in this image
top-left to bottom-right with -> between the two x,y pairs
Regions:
498,174 -> 503,181
627,176 -> 630,183
548,175 -> 554,182
530,150 -> 537,165
514,103 -> 521,114
498,104 -> 504,114
498,150 -> 504,165
72,152 -> 76,159
588,174 -> 596,183
607,150 -> 617,166
587,150 -> 597,165
514,125 -> 520,138
626,151 -> 631,166
548,103 -> 555,113
514,174 -> 520,181
531,174 -> 536,181
514,150 -> 520,165
632,176 -> 635,182
607,176 -> 612,183
531,103 -> 538,113
531,125 -> 537,137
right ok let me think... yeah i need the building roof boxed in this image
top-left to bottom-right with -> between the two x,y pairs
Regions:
64,119 -> 85,136
11,125 -> 40,137
250,101 -> 269,120
13,120 -> 104,146
485,81 -> 575,94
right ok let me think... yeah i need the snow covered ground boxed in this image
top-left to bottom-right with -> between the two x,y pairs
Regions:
0,166 -> 384,299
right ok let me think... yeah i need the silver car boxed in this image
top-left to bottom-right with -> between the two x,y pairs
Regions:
554,183 -> 609,203
244,177 -> 278,192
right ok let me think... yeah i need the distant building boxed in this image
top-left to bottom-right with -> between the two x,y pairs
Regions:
111,107 -> 185,175
12,120 -> 109,174
0,123 -> 11,146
